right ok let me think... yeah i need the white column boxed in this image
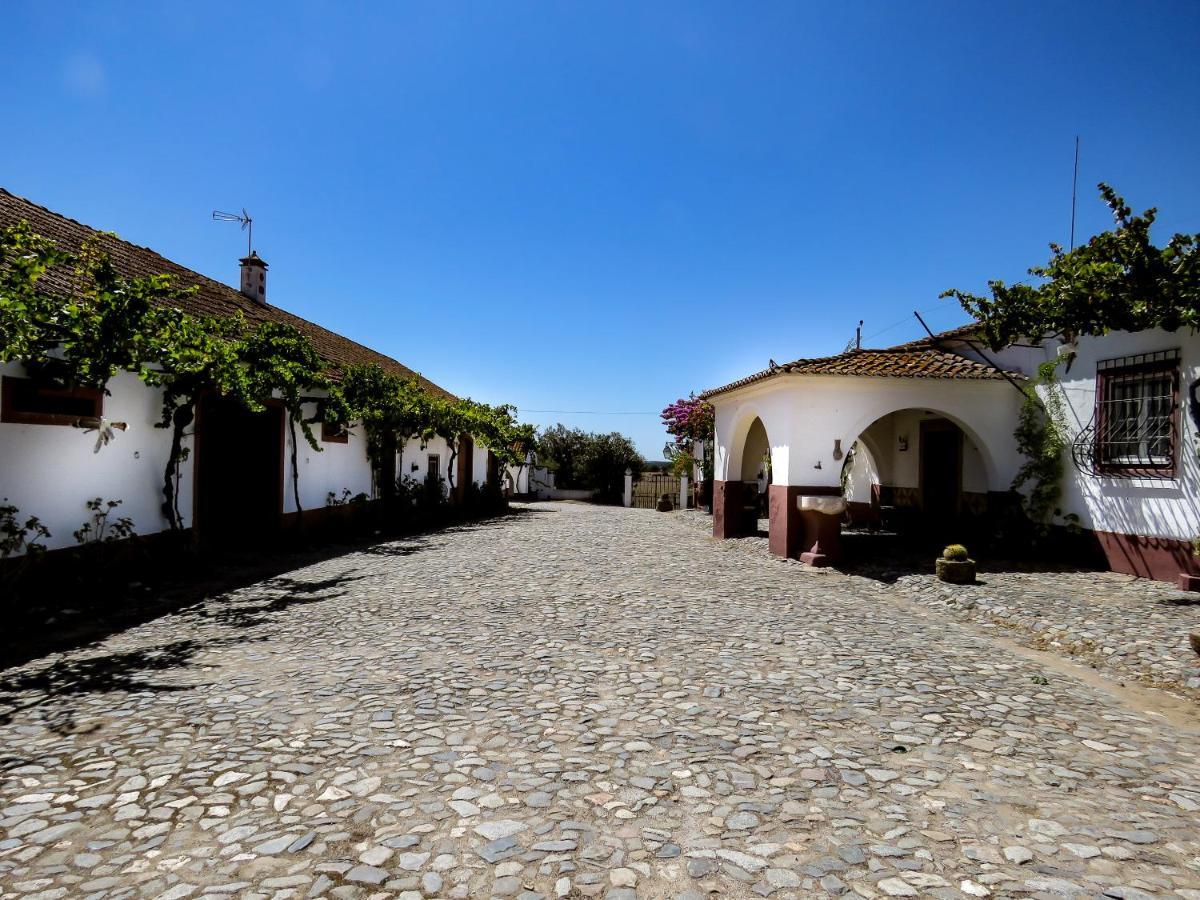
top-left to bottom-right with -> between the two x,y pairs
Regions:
623,468 -> 633,507
679,475 -> 689,511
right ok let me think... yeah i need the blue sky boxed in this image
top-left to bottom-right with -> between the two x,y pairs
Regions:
3,2 -> 1199,457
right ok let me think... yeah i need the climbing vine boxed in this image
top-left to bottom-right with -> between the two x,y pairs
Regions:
942,183 -> 1200,350
2,220 -> 533,542
335,363 -> 532,498
1011,360 -> 1071,530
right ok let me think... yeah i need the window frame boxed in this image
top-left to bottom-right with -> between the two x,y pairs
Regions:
320,419 -> 349,444
1094,350 -> 1180,479
427,453 -> 441,483
0,375 -> 104,427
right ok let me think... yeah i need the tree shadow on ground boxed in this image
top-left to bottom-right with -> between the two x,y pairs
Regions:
0,506 -> 544,670
192,572 -> 366,629
0,635 -> 253,737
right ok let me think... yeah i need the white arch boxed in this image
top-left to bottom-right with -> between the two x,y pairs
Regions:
842,404 -> 1001,488
722,403 -> 773,482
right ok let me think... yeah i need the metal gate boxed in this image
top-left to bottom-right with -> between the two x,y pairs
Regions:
631,472 -> 682,510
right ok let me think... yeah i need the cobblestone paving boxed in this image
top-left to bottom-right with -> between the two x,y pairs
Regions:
891,571 -> 1200,700
678,511 -> 1200,700
3,502 -> 1200,900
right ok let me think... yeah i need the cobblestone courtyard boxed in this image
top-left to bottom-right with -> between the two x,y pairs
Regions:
2,502 -> 1200,900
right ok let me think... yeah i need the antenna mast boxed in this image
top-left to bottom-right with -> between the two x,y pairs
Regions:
212,208 -> 254,256
1069,136 -> 1079,250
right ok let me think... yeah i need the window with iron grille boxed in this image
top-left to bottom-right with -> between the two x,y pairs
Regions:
1075,349 -> 1180,478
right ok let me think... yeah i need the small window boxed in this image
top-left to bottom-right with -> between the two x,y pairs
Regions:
321,419 -> 348,444
1,376 -> 103,426
427,454 -> 441,483
1095,350 -> 1179,477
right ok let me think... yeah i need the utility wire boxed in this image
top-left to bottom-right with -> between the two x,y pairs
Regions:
517,408 -> 660,415
861,301 -> 959,343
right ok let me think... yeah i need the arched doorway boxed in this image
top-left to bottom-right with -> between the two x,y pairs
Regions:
740,417 -> 771,532
846,408 -> 990,547
715,414 -> 773,539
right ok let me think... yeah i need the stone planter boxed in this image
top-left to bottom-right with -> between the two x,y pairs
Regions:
936,557 -> 976,585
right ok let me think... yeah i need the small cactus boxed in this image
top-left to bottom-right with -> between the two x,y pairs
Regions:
942,544 -> 970,561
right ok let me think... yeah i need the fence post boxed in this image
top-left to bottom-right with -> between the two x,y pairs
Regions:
679,475 -> 689,511
623,468 -> 633,508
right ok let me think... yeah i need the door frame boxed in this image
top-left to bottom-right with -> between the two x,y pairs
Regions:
918,418 -> 962,516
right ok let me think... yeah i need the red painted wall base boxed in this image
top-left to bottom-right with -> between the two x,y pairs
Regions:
1094,530 -> 1198,584
768,485 -> 803,558
713,480 -> 745,539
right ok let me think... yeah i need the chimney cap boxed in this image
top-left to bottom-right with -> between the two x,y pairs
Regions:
239,250 -> 268,268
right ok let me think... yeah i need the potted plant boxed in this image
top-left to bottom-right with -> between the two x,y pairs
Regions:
936,544 -> 976,585
1181,537 -> 1200,593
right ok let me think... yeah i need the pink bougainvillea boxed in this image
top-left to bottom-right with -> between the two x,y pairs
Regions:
661,394 -> 714,446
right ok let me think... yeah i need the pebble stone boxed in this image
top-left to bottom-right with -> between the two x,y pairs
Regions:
0,501 -> 1198,898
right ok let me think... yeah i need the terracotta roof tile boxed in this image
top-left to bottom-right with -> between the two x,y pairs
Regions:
0,188 -> 455,399
700,342 -> 1019,400
886,322 -> 984,351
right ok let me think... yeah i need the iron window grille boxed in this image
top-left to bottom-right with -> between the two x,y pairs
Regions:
1071,349 -> 1180,478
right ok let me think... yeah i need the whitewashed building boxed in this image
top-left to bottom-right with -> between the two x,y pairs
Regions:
703,324 -> 1200,586
0,189 -> 494,551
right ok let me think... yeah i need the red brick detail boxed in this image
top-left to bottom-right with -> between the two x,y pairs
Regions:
1179,574 -> 1200,593
713,480 -> 744,539
1094,530 -> 1198,584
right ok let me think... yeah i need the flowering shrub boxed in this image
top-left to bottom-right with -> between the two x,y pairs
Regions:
661,395 -> 714,446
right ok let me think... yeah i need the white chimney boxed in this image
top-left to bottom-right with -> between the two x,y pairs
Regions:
239,251 -> 268,304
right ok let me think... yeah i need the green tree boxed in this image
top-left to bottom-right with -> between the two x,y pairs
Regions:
942,184 -> 1200,349
538,425 -> 644,501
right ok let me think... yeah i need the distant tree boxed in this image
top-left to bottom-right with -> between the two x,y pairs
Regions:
537,425 -> 644,502
580,431 -> 644,504
537,424 -> 590,488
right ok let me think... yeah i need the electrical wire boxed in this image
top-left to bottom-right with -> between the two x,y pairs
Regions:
516,409 -> 660,415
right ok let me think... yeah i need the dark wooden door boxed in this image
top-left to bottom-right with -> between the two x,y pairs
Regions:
195,394 -> 283,543
920,422 -> 962,519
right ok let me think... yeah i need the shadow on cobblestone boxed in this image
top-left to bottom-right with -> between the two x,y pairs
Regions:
0,637 -> 244,735
0,508 -> 541,671
194,572 -> 366,629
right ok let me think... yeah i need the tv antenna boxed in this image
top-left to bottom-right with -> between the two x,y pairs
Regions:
1069,136 -> 1080,250
212,208 -> 253,256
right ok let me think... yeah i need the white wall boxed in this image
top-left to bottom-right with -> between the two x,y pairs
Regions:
1,365 -> 502,552
400,435 -> 452,489
712,329 -> 1200,543
713,375 -> 1023,491
0,363 -> 194,551
284,412 -> 374,513
472,443 -> 490,487
1042,330 -> 1198,541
